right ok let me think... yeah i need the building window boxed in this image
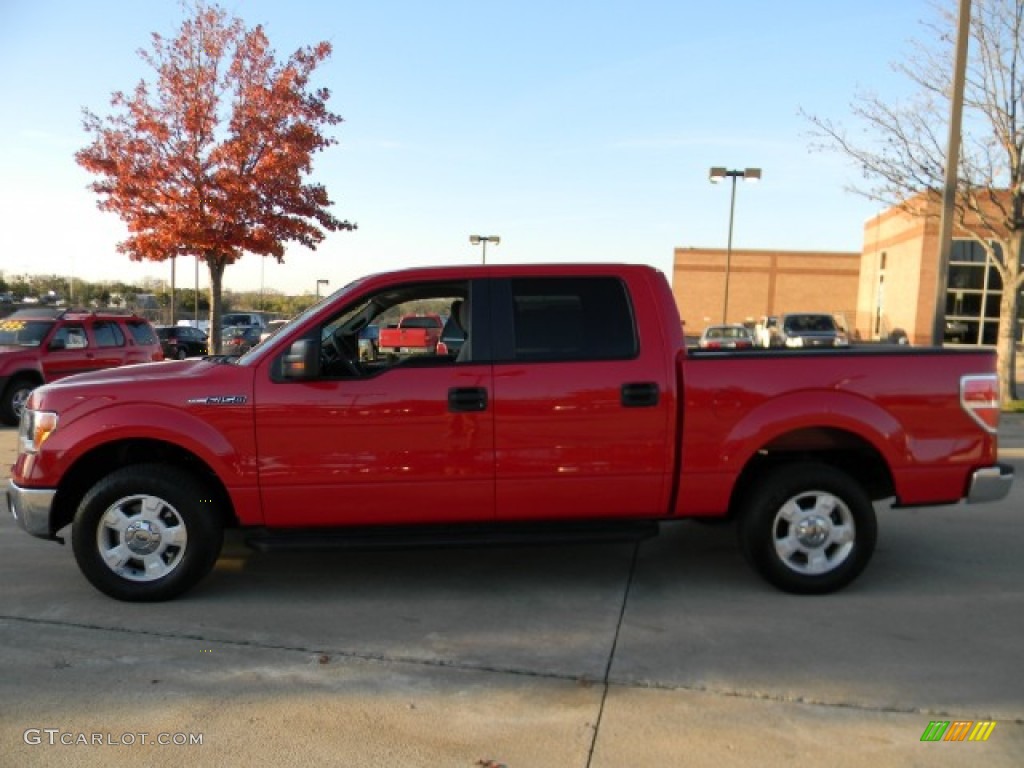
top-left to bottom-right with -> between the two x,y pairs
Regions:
946,240 -> 1004,345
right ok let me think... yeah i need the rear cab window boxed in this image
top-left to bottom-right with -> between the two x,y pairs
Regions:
92,321 -> 126,347
127,320 -> 159,346
493,276 -> 638,362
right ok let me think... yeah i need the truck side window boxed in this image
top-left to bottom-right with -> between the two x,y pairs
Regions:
508,277 -> 637,362
126,320 -> 159,346
312,279 -> 470,379
52,324 -> 89,350
93,321 -> 126,347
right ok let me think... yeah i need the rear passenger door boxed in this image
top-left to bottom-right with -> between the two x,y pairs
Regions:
489,275 -> 674,520
89,320 -> 128,369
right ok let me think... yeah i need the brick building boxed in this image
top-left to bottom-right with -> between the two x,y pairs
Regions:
672,247 -> 861,335
675,197 -> 1021,345
859,200 -> 1017,346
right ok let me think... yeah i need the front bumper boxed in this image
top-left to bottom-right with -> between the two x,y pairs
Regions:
966,463 -> 1014,504
6,480 -> 58,539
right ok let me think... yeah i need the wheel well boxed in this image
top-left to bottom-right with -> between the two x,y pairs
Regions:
730,427 -> 895,517
3,371 -> 44,396
7,371 -> 44,386
50,439 -> 239,535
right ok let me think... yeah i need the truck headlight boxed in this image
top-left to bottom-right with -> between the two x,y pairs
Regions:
18,410 -> 58,455
785,337 -> 803,348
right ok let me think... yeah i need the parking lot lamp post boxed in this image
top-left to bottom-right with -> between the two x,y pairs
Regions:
709,167 -> 761,323
469,234 -> 500,264
316,279 -> 329,300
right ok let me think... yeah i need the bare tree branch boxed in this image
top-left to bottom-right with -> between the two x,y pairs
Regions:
803,0 -> 1023,404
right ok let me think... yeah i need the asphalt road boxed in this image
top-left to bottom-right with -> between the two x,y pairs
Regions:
1,421 -> 1022,768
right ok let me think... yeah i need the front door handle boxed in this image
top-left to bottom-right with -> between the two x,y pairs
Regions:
621,382 -> 659,408
448,387 -> 488,412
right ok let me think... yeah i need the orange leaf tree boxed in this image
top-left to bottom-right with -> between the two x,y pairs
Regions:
76,2 -> 354,351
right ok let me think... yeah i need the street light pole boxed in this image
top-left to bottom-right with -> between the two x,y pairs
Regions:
469,234 -> 500,264
709,167 -> 761,324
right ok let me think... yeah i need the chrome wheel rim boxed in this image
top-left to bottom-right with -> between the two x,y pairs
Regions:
771,490 -> 855,575
11,385 -> 31,419
96,494 -> 188,582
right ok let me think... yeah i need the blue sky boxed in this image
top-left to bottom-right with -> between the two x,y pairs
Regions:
0,0 -> 929,296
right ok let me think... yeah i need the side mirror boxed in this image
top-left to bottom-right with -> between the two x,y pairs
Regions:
282,339 -> 320,379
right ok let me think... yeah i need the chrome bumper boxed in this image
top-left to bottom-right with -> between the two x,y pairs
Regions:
966,464 -> 1014,504
6,480 -> 59,539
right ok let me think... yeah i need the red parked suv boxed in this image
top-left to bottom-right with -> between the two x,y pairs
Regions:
0,307 -> 164,425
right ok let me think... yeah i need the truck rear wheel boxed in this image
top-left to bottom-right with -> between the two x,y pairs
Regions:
72,464 -> 224,601
737,463 -> 876,594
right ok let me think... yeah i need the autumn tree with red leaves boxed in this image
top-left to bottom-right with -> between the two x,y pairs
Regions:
76,2 -> 354,351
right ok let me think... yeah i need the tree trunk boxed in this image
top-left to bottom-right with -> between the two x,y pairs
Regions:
996,236 -> 1021,407
207,255 -> 226,355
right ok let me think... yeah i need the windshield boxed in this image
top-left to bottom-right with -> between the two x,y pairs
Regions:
784,315 -> 837,333
234,276 -> 369,366
0,318 -> 53,347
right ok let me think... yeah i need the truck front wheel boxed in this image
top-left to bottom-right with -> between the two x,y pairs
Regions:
737,464 -> 876,594
72,464 -> 224,601
0,376 -> 36,426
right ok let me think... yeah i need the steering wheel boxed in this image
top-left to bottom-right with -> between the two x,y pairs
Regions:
322,330 -> 361,377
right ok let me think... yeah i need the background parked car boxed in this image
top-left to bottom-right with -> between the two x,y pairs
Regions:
0,307 -> 163,425
698,324 -> 755,350
155,325 -> 208,359
778,313 -> 848,348
259,319 -> 290,344
223,311 -> 277,333
755,315 -> 781,348
220,325 -> 262,355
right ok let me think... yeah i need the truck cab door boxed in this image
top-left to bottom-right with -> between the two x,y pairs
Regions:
252,279 -> 495,528
487,275 -> 675,520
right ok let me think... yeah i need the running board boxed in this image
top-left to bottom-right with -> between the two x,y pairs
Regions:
245,520 -> 660,553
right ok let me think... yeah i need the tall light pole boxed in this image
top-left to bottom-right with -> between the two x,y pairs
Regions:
709,167 -> 761,323
931,0 -> 971,346
469,234 -> 500,264
316,279 -> 329,299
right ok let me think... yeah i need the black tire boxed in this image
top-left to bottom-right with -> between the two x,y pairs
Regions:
0,376 -> 36,426
175,347 -> 188,360
72,464 -> 224,601
737,463 -> 876,594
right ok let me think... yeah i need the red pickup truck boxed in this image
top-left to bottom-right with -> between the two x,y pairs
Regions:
377,313 -> 443,354
6,264 -> 1013,601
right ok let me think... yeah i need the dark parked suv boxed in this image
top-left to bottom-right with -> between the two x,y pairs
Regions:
778,313 -> 849,349
155,325 -> 209,359
0,307 -> 164,425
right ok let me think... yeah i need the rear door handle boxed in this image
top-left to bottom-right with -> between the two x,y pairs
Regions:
448,387 -> 488,412
621,382 -> 659,408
